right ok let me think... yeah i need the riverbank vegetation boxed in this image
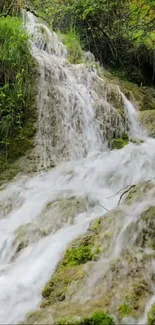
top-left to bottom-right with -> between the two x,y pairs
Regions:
0,2 -> 37,177
30,0 -> 155,86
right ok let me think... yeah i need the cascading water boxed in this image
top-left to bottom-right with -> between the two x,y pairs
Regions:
121,91 -> 147,139
25,12 -> 106,169
0,11 -> 155,324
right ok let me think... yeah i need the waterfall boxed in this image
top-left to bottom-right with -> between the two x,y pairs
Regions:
121,92 -> 147,139
0,12 -> 155,324
25,12 -> 105,169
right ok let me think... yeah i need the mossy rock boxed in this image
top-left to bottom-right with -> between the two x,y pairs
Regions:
135,206 -> 155,249
12,196 -> 89,259
101,249 -> 153,320
140,110 -> 155,137
148,304 -> 155,325
130,138 -> 144,145
111,137 -> 128,150
23,308 -> 54,325
62,245 -> 94,267
23,202 -> 155,324
118,303 -> 133,318
100,67 -> 155,112
105,83 -> 124,113
41,227 -> 102,307
41,265 -> 87,307
61,32 -> 84,64
57,311 -> 116,325
124,182 -> 154,205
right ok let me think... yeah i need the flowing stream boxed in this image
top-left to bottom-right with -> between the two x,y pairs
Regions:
0,12 -> 155,324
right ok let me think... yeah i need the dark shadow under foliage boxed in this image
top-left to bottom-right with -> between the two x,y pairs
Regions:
31,0 -> 155,86
0,15 -> 38,171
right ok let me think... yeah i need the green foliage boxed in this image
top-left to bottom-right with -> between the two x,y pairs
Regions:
62,245 -> 93,266
61,30 -> 83,63
111,138 -> 128,150
148,304 -> 155,325
57,311 -> 115,325
118,303 -> 132,318
90,312 -> 115,325
41,264 -> 86,305
0,16 -> 37,163
0,0 -> 20,16
31,0 -> 155,85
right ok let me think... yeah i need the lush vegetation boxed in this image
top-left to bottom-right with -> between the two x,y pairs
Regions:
57,311 -> 115,325
148,304 -> 155,325
62,245 -> 93,266
0,12 -> 37,172
30,0 -> 155,85
111,138 -> 128,150
61,30 -> 83,63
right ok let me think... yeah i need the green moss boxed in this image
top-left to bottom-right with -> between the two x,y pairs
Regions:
24,309 -> 53,325
136,206 -> 155,249
111,138 -> 128,150
92,218 -> 102,233
62,245 -> 93,267
41,265 -> 86,306
41,222 -> 102,308
122,133 -> 129,141
57,311 -> 115,325
61,31 -> 83,64
16,240 -> 28,254
125,182 -> 153,205
130,138 -> 144,145
140,110 -> 155,137
148,304 -> 155,325
100,67 -> 155,112
124,277 -> 150,314
118,303 -> 132,318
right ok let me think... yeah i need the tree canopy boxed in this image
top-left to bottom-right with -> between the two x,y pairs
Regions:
29,0 -> 155,85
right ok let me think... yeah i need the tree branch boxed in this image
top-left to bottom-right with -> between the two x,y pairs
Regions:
0,0 -> 16,17
118,185 -> 136,205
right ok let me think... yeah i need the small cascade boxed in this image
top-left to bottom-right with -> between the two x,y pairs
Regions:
121,92 -> 147,139
25,12 -> 105,169
25,12 -> 135,170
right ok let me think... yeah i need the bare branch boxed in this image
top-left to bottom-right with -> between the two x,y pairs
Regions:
118,185 -> 136,205
106,184 -> 132,199
98,204 -> 109,212
0,0 -> 16,17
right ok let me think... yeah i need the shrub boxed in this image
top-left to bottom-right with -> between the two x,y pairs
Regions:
31,0 -> 155,85
61,30 -> 83,63
111,138 -> 128,150
0,16 -> 37,162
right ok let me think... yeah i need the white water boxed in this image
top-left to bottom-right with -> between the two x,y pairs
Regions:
0,12 -> 155,324
121,92 -> 147,139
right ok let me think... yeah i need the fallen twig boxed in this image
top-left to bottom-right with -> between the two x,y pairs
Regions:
98,203 -> 109,212
106,184 -> 132,199
118,185 -> 136,205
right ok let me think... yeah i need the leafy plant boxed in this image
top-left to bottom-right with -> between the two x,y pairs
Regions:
30,0 -> 155,85
61,30 -> 83,63
148,304 -> 155,325
0,16 -> 37,162
111,138 -> 128,150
